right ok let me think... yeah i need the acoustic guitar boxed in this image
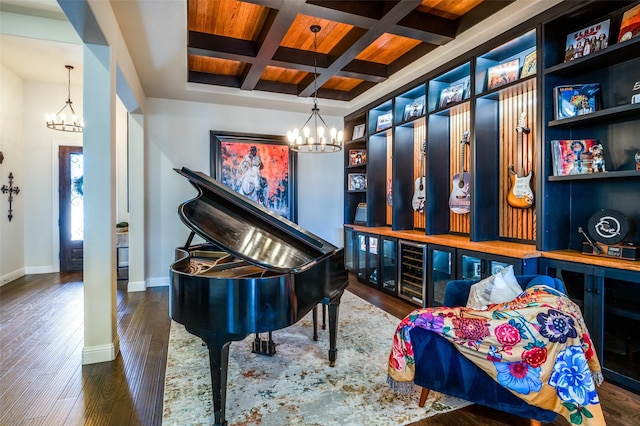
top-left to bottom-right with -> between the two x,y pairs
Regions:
507,112 -> 534,208
412,139 -> 427,212
449,131 -> 470,214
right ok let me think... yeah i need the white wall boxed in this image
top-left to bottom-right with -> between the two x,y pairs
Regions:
144,97 -> 344,285
24,79 -> 83,273
0,63 -> 25,285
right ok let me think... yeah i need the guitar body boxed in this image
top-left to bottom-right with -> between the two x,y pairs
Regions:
508,112 -> 534,209
507,166 -> 534,208
449,171 -> 470,214
412,177 -> 425,212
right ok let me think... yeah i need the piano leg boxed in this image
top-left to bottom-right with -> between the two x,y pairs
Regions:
203,335 -> 234,426
312,305 -> 319,341
327,296 -> 342,367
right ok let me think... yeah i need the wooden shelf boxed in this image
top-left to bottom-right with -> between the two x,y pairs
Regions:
548,103 -> 640,127
548,170 -> 640,181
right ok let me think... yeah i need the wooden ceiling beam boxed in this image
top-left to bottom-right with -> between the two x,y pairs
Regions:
297,0 -> 422,97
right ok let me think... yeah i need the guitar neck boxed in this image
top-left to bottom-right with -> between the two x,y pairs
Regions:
516,130 -> 524,177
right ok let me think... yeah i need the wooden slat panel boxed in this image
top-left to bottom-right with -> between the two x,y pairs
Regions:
386,131 -> 393,225
413,121 -> 427,229
449,103 -> 471,234
499,79 -> 537,241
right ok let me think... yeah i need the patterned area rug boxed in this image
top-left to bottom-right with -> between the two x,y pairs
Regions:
162,290 -> 470,425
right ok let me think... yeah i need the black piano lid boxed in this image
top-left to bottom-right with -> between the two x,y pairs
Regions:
175,167 -> 341,274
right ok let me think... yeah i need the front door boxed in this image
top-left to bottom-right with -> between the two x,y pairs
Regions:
59,146 -> 83,271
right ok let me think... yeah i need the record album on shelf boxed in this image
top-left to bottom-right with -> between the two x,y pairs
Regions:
553,83 -> 601,120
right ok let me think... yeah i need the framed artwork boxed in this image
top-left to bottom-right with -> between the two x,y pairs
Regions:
520,51 -> 537,78
348,173 -> 367,191
487,58 -> 520,90
210,131 -> 296,221
403,96 -> 425,121
349,149 -> 366,166
352,123 -> 365,139
376,111 -> 392,132
439,83 -> 465,108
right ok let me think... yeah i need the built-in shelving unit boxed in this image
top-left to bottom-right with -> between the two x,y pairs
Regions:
342,0 -> 640,394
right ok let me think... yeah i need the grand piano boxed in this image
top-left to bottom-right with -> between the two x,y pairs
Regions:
169,167 -> 349,426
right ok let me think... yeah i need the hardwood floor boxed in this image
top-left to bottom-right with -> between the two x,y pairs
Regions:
1,272 -> 639,425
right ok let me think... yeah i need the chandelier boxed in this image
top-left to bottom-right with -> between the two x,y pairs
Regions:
45,65 -> 83,132
287,25 -> 343,153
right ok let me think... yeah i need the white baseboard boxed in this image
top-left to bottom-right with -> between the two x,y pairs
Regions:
147,276 -> 169,287
0,268 -> 26,287
82,336 -> 120,365
127,280 -> 146,292
24,265 -> 55,274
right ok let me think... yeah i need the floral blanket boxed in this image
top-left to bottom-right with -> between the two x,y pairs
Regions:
388,285 -> 605,425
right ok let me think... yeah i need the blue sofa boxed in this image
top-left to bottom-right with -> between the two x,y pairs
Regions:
412,275 -> 566,425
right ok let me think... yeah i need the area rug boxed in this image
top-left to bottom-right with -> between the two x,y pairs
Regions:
162,290 -> 470,425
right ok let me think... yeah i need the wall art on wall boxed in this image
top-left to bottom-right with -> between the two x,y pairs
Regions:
210,131 -> 296,221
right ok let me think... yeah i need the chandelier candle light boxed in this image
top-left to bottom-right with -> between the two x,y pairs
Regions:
287,25 -> 343,153
45,65 -> 83,132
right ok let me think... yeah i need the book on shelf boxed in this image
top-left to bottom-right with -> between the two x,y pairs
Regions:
550,139 -> 599,176
348,149 -> 366,166
618,3 -> 640,43
564,19 -> 610,62
375,112 -> 392,132
553,83 -> 601,120
486,58 -> 519,90
403,95 -> 425,121
439,83 -> 465,108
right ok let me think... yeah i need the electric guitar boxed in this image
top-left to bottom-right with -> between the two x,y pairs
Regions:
412,139 -> 427,212
449,130 -> 470,214
507,112 -> 534,208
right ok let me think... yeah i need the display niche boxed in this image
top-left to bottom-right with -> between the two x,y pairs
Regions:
343,113 -> 367,226
475,28 -> 538,243
367,100 -> 393,227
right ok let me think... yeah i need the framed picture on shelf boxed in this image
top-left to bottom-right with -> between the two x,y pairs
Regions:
486,58 -> 519,90
375,112 -> 392,132
550,139 -> 599,176
618,3 -> 640,42
403,96 -> 425,121
352,123 -> 365,139
520,51 -> 537,78
438,83 -> 464,108
554,83 -> 601,120
349,149 -> 366,166
563,19 -> 610,62
348,173 -> 367,191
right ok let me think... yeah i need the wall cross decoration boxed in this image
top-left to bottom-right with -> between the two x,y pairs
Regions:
1,172 -> 20,221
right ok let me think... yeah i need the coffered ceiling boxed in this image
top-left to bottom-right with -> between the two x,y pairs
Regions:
186,0 -> 513,102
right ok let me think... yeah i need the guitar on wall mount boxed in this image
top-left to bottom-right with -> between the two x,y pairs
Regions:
449,131 -> 471,214
412,139 -> 427,212
507,112 -> 534,209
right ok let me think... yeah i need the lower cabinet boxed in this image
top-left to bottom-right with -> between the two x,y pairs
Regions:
352,230 -> 397,294
457,249 -> 538,280
344,227 -> 356,272
540,258 -> 640,393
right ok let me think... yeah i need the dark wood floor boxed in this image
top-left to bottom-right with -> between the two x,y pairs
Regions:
1,272 -> 639,425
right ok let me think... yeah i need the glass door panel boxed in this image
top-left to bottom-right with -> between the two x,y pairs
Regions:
367,235 -> 379,285
461,254 -> 481,280
357,234 -> 367,281
380,238 -> 397,294
430,248 -> 453,306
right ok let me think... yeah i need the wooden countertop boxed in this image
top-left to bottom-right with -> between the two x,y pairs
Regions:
345,225 -> 640,273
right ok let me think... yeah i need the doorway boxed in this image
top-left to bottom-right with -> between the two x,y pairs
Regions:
59,145 -> 83,271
